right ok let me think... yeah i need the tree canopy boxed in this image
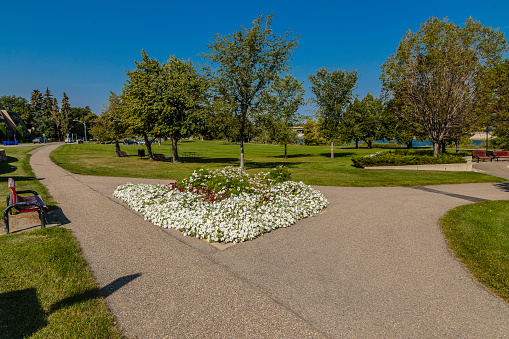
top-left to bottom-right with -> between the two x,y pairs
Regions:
308,68 -> 358,158
204,14 -> 299,169
380,17 -> 508,156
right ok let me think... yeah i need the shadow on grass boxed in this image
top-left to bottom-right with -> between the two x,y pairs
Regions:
0,273 -> 141,338
0,176 -> 36,183
0,288 -> 47,339
319,152 -> 356,158
179,157 -> 240,165
244,161 -> 304,169
267,153 -> 316,159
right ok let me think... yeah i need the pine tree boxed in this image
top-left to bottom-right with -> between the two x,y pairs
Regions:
30,89 -> 44,135
52,97 -> 61,139
60,93 -> 71,135
43,88 -> 53,118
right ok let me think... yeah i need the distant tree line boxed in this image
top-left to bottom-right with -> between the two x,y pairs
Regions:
0,90 -> 97,141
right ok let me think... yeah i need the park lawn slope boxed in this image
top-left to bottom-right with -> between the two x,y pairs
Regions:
50,141 -> 505,187
440,200 -> 509,303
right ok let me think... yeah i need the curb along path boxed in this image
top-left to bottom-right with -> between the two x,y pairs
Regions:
30,144 -> 509,338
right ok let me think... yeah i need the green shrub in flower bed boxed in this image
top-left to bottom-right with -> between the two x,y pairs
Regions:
351,150 -> 467,168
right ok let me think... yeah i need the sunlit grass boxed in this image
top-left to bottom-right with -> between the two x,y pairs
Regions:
441,200 -> 509,302
50,140 -> 505,186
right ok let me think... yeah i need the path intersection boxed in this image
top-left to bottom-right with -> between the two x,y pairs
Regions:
28,144 -> 509,338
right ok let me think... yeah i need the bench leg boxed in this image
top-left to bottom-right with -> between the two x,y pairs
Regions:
39,209 -> 46,230
3,206 -> 13,234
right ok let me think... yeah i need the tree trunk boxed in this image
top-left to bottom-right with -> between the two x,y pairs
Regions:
455,138 -> 459,154
330,140 -> 334,159
144,135 -> 154,161
355,139 -> 359,149
406,141 -> 413,149
284,143 -> 288,159
171,138 -> 180,163
115,140 -> 121,157
433,141 -> 440,157
441,141 -> 446,154
367,140 -> 372,149
240,139 -> 245,169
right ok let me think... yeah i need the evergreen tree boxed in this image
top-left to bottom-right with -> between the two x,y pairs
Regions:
52,97 -> 61,139
30,89 -> 44,135
43,88 -> 53,118
60,93 -> 71,135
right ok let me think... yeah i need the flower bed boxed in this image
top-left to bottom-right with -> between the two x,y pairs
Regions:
351,150 -> 467,168
113,167 -> 328,243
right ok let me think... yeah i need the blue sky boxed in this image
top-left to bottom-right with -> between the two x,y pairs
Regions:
1,0 -> 508,116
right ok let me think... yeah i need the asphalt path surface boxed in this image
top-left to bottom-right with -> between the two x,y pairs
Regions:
30,144 -> 509,338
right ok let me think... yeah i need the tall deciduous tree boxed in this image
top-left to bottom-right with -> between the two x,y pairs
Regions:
122,50 -> 164,160
340,94 -> 384,149
160,56 -> 208,163
309,68 -> 358,158
490,59 -> 509,149
92,92 -> 129,156
204,14 -> 299,169
380,17 -> 508,156
258,75 -> 305,158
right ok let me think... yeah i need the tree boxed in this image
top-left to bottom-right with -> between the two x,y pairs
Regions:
52,97 -> 61,139
43,88 -> 53,118
159,56 -> 208,163
259,75 -> 305,158
204,14 -> 299,169
490,59 -> 509,149
0,95 -> 31,128
341,94 -> 384,148
92,92 -> 129,156
380,17 -> 508,156
122,51 -> 166,160
60,93 -> 71,136
303,119 -> 326,145
309,68 -> 358,158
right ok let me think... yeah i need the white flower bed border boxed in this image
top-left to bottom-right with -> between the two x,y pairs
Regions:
113,172 -> 328,243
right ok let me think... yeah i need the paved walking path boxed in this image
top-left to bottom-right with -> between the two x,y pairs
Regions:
30,144 -> 509,338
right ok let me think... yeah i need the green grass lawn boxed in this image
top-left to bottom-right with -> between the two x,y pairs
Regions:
440,200 -> 509,303
0,228 -> 124,338
50,140 -> 505,186
0,146 -> 123,338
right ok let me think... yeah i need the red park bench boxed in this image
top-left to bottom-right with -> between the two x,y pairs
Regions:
4,178 -> 48,234
472,151 -> 494,162
493,151 -> 509,161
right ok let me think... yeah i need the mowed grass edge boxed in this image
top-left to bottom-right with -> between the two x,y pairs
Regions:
0,146 -> 124,338
50,140 -> 505,187
440,200 -> 509,303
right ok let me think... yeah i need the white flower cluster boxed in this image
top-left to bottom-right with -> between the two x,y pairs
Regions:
365,151 -> 385,157
113,169 -> 328,243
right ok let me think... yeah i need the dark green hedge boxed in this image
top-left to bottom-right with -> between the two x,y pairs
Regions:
351,150 -> 467,168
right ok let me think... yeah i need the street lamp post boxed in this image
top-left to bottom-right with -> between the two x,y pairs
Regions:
73,120 -> 87,142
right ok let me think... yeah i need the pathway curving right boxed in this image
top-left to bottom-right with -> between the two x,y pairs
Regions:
30,144 -> 509,338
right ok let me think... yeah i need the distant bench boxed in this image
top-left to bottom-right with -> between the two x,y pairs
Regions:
493,151 -> 509,161
472,151 -> 494,162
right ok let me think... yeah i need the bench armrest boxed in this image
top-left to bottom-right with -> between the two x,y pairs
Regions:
15,190 -> 40,196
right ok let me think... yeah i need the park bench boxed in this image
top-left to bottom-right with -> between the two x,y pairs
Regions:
472,151 -> 494,162
4,178 -> 48,234
493,151 -> 509,161
153,153 -> 166,160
